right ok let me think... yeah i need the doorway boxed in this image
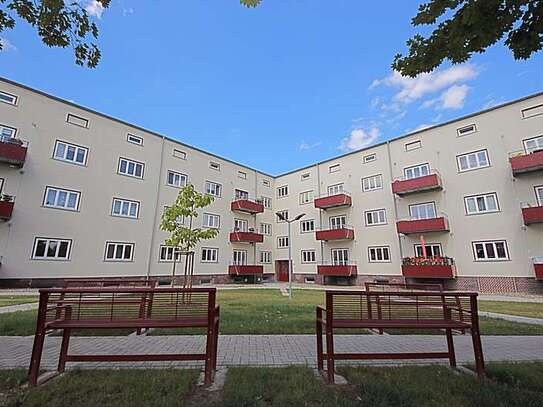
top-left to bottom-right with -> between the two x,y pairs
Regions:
276,260 -> 289,282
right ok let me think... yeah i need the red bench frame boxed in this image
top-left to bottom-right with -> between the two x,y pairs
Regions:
28,287 -> 220,386
316,290 -> 484,383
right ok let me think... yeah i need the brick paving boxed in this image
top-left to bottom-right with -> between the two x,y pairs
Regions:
1,334 -> 542,370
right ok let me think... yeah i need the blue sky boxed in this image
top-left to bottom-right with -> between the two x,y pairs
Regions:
0,0 -> 542,175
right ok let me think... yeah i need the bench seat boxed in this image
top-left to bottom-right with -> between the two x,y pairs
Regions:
331,319 -> 471,329
46,317 -> 210,330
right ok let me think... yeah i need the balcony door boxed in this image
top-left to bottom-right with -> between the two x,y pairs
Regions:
327,183 -> 344,196
235,189 -> 249,200
524,136 -> 543,154
536,186 -> 543,206
404,163 -> 430,180
234,218 -> 248,232
414,243 -> 442,257
233,250 -> 247,265
331,248 -> 349,266
409,202 -> 436,220
329,215 -> 346,230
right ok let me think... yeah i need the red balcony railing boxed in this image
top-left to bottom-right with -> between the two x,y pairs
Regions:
228,264 -> 264,275
314,192 -> 352,210
315,226 -> 354,241
396,216 -> 449,235
0,138 -> 28,168
229,230 -> 264,243
231,198 -> 264,214
0,196 -> 15,220
401,257 -> 456,279
392,173 -> 442,196
317,263 -> 357,277
521,203 -> 543,225
510,150 -> 543,176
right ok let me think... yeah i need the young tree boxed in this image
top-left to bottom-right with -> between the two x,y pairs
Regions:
160,184 -> 218,287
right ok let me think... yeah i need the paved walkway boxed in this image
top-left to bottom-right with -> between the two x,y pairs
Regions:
2,335 -> 542,370
0,302 -> 38,314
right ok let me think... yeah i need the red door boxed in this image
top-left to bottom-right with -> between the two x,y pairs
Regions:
276,260 -> 289,282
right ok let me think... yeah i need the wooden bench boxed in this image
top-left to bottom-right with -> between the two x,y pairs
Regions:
28,287 -> 220,386
316,290 -> 484,383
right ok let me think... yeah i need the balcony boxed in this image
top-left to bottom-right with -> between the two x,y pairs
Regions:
0,197 -> 14,220
0,138 -> 28,168
231,198 -> 264,214
401,257 -> 456,279
314,192 -> 352,210
521,203 -> 543,225
315,226 -> 354,241
317,263 -> 357,277
396,216 -> 449,235
228,264 -> 264,276
229,230 -> 264,243
392,173 -> 442,196
534,258 -> 543,279
510,150 -> 543,176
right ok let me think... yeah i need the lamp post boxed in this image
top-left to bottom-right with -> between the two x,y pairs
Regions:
276,211 -> 305,299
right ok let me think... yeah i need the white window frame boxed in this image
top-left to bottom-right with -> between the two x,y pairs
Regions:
300,219 -> 315,233
43,186 -> 81,211
53,140 -> 88,166
234,218 -> 248,232
276,210 -> 289,223
404,163 -> 430,180
327,183 -> 344,196
277,236 -> 289,248
203,213 -> 220,229
405,140 -> 421,151
457,124 -> 477,137
456,149 -> 490,172
238,171 -> 247,179
301,173 -> 311,181
104,242 -> 134,262
521,104 -> 543,119
472,240 -> 509,262
235,189 -> 249,200
368,246 -> 391,263
329,215 -> 346,230
464,193 -> 499,215
201,247 -> 219,263
66,113 -> 89,129
32,237 -> 72,260
301,249 -> 316,263
159,245 -> 181,262
536,185 -> 543,206
523,135 -> 543,154
205,181 -> 222,197
260,223 -> 272,235
167,170 -> 187,188
0,124 -> 17,141
362,174 -> 383,192
261,196 -> 272,209
299,190 -> 314,205
363,153 -> 376,163
365,209 -> 386,226
0,90 -> 18,105
233,249 -> 248,265
112,198 -> 139,219
331,248 -> 349,265
173,149 -> 186,160
329,164 -> 340,173
262,179 -> 271,187
118,157 -> 144,179
409,202 -> 437,220
127,134 -> 143,146
277,185 -> 288,198
260,251 -> 272,264
209,162 -> 221,171
414,243 -> 442,257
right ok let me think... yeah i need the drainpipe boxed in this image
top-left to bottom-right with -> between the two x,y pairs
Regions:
386,140 -> 404,261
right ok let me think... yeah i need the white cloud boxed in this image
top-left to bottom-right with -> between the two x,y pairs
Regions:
413,123 -> 432,132
85,1 -> 105,18
122,7 -> 134,16
299,140 -> 322,151
0,37 -> 16,52
339,127 -> 380,152
440,84 -> 470,109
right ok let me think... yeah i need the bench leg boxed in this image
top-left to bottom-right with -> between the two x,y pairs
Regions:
213,318 -> 219,371
445,328 -> 456,367
28,330 -> 46,386
325,326 -> 335,384
57,328 -> 72,373
471,328 -> 485,378
316,310 -> 324,371
204,327 -> 214,386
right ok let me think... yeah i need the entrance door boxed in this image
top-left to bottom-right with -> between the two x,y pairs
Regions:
276,260 -> 289,282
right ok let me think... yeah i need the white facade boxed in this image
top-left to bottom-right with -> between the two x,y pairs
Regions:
0,77 -> 542,292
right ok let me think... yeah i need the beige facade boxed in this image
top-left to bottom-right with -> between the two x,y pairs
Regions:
0,77 -> 542,292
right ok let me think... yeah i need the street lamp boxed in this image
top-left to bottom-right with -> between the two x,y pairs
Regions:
276,211 -> 305,299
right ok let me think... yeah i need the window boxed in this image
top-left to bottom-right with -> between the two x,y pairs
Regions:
365,209 -> 386,226
105,242 -> 134,262
329,215 -> 346,229
300,219 -> 315,233
409,202 -> 436,220
277,185 -> 288,198
203,213 -> 220,229
43,187 -> 80,211
301,250 -> 316,263
464,193 -> 499,215
66,113 -> 89,128
167,171 -> 187,188
329,164 -> 340,173
368,246 -> 390,263
299,190 -> 314,204
238,171 -> 247,179
127,134 -> 143,146
0,124 -> 16,141
362,174 -> 383,192
205,181 -> 222,197
0,90 -> 17,105
301,172 -> 310,181
53,141 -> 88,166
260,223 -> 272,235
233,250 -> 247,265
277,236 -> 289,248
261,196 -> 272,209
260,251 -> 272,264
210,162 -> 220,171
327,183 -> 344,196
331,248 -> 349,265
235,189 -> 249,200
405,140 -> 421,151
415,244 -> 442,257
32,238 -> 72,260
363,153 -> 376,163
112,198 -> 139,218
173,149 -> 186,160
234,218 -> 248,232
457,149 -> 490,172
201,247 -> 219,263
521,104 -> 543,119
118,158 -> 144,178
262,179 -> 271,187
404,163 -> 430,180
472,240 -> 509,261
457,124 -> 477,137
159,245 -> 181,262
536,186 -> 543,206
523,136 -> 543,154
276,210 -> 288,222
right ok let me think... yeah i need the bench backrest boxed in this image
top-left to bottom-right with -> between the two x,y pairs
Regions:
62,278 -> 157,288
325,290 -> 476,325
38,287 -> 216,324
364,282 -> 444,292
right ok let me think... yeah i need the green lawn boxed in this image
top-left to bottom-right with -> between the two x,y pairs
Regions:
0,295 -> 39,307
479,300 -> 543,319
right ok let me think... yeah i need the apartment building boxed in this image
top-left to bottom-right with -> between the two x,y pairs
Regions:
0,77 -> 542,293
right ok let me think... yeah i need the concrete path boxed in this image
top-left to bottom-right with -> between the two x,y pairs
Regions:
0,302 -> 38,314
2,335 -> 542,370
479,311 -> 543,326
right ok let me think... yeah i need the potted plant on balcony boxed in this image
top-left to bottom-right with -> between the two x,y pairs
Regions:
160,184 -> 218,289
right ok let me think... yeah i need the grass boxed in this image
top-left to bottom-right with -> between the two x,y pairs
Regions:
479,300 -> 543,319
485,361 -> 543,394
0,295 -> 38,307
